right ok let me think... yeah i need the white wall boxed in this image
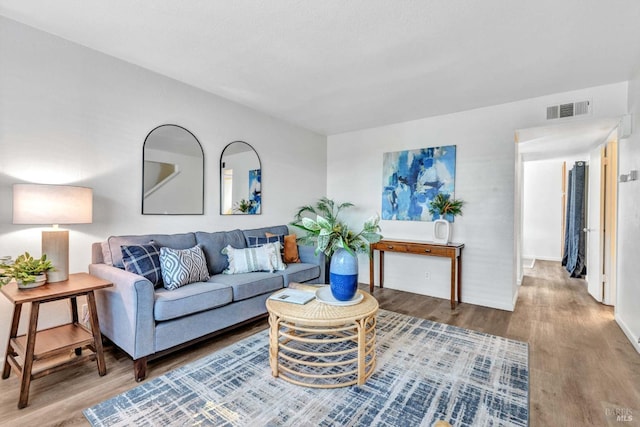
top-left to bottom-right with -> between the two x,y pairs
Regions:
522,156 -> 589,263
328,83 -> 628,311
616,68 -> 640,353
522,159 -> 564,262
0,18 -> 326,360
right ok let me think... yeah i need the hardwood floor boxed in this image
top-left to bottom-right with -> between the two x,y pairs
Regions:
1,260 -> 638,426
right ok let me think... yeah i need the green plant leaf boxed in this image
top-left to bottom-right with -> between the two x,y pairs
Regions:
316,215 -> 332,231
301,217 -> 320,231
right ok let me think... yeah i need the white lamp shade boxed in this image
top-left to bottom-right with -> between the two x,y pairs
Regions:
13,184 -> 93,225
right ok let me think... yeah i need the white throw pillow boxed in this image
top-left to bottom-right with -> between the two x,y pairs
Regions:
222,242 -> 285,274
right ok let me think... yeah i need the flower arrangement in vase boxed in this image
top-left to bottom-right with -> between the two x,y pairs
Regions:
428,193 -> 464,244
291,197 -> 382,301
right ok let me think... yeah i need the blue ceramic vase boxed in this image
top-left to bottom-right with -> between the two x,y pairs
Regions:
329,248 -> 358,301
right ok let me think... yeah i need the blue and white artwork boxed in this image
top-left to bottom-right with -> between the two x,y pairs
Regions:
382,146 -> 456,221
248,169 -> 261,214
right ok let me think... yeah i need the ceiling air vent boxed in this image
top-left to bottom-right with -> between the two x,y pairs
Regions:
546,100 -> 591,120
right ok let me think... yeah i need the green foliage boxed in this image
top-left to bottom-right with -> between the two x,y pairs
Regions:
233,199 -> 255,213
428,193 -> 465,218
0,252 -> 54,286
291,197 -> 382,257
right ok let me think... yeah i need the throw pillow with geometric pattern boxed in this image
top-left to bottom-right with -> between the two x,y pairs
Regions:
159,245 -> 210,290
121,242 -> 163,287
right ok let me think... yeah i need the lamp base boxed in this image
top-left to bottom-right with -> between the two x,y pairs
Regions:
42,230 -> 69,283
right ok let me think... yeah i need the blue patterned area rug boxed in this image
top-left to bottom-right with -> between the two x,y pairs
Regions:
84,310 -> 528,426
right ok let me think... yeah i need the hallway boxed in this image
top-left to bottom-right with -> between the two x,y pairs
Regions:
512,260 -> 640,426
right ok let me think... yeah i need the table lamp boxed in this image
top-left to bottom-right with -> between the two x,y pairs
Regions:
12,184 -> 93,283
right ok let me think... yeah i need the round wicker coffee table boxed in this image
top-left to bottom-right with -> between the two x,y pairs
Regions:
266,286 -> 378,388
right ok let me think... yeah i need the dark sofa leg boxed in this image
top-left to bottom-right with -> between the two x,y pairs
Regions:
134,357 -> 147,382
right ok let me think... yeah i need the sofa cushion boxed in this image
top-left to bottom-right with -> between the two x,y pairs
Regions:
106,233 -> 197,268
195,230 -> 247,275
160,245 -> 210,290
222,243 -> 285,274
154,281 -> 233,321
283,263 -> 321,285
210,272 -> 283,301
121,242 -> 163,287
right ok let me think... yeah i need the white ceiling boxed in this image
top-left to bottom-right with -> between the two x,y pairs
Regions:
1,0 -> 640,136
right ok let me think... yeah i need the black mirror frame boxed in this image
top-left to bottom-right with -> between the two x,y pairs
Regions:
219,140 -> 262,215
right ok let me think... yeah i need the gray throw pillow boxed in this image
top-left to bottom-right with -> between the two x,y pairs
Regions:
159,245 -> 210,290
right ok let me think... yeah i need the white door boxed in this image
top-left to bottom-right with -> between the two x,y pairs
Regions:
586,147 -> 602,301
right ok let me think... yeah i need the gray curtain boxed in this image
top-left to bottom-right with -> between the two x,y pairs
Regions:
562,161 -> 587,277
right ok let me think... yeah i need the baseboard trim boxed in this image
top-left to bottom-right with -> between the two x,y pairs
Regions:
463,295 -> 515,312
526,256 -> 561,262
615,313 -> 640,354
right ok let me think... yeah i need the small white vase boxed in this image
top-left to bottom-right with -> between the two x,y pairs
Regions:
17,273 -> 47,289
433,218 -> 451,244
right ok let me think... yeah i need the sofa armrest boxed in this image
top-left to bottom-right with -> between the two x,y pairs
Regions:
88,263 -> 156,360
297,245 -> 326,284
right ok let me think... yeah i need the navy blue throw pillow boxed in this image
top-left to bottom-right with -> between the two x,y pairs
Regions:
121,242 -> 163,287
247,235 -> 284,248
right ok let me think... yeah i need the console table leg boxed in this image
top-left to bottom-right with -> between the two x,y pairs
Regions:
457,254 -> 462,304
3,304 -> 21,380
379,251 -> 385,289
450,255 -> 456,310
87,291 -> 107,376
369,248 -> 374,293
19,301 -> 40,409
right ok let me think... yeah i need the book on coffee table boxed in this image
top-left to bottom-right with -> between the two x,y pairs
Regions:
269,288 -> 316,305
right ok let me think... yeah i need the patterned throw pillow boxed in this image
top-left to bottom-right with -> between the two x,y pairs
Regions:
221,243 -> 285,274
121,243 -> 163,287
159,245 -> 210,290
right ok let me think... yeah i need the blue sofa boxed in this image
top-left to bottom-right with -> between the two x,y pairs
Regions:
89,225 -> 324,381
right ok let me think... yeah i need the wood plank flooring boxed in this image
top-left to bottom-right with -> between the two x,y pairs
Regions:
1,260 -> 639,426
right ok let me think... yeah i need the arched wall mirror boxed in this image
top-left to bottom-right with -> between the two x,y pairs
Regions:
220,141 -> 261,215
142,124 -> 204,215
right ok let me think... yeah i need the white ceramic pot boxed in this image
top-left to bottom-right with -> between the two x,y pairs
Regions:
17,273 -> 47,289
433,218 -> 451,244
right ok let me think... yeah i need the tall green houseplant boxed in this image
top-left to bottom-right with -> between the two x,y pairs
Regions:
291,197 -> 382,257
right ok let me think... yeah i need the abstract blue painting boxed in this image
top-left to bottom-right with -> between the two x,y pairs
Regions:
382,146 -> 456,221
248,169 -> 261,214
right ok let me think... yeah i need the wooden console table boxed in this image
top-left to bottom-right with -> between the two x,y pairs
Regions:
1,272 -> 112,408
369,239 -> 464,309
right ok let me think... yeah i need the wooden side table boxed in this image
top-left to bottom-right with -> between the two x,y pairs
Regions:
369,239 -> 464,309
1,272 -> 112,408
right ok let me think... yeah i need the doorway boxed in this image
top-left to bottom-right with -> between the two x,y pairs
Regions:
516,118 -> 621,306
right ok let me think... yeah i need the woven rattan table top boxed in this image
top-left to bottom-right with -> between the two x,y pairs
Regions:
266,285 -> 379,326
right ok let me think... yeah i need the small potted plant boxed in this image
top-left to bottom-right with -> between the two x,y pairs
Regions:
428,193 -> 464,244
1,252 -> 55,289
